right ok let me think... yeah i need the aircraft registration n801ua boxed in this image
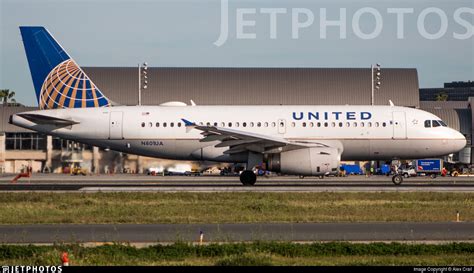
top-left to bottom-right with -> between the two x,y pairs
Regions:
11,26 -> 466,185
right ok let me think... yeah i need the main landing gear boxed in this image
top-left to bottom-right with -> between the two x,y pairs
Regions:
240,170 -> 257,186
392,174 -> 403,185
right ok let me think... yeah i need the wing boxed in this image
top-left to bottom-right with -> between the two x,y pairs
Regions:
181,119 -> 342,155
16,113 -> 79,126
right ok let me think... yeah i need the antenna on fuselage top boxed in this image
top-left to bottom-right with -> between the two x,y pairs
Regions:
389,100 -> 395,107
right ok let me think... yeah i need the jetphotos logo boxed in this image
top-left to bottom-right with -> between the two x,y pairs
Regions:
214,0 -> 474,46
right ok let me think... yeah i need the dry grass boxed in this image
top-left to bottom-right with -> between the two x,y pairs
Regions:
0,192 -> 472,224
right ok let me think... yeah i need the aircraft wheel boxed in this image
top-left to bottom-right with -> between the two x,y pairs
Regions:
392,174 -> 403,185
240,170 -> 257,186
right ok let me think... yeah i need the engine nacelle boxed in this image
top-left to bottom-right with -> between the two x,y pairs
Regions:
265,147 -> 341,176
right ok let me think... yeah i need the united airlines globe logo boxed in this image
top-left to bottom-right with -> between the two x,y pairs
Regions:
39,59 -> 110,109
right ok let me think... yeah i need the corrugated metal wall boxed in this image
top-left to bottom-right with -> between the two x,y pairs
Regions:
83,67 -> 420,107
0,106 -> 36,133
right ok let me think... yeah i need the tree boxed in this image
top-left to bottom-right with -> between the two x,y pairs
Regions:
435,92 -> 448,102
0,89 -> 19,106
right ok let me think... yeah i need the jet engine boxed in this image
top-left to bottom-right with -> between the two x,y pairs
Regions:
265,147 -> 341,176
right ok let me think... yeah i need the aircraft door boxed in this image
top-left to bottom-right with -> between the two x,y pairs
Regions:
277,119 -> 286,134
109,111 -> 123,139
392,111 -> 407,139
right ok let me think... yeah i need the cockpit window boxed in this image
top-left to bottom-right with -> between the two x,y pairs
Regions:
432,120 -> 441,127
424,120 -> 431,128
438,120 -> 448,127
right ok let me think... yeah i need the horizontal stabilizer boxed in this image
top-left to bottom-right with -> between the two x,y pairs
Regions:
16,113 -> 79,126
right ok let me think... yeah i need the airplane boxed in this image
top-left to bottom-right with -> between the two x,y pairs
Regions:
10,26 -> 467,185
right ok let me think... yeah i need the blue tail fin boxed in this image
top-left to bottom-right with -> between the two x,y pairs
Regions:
20,26 -> 112,109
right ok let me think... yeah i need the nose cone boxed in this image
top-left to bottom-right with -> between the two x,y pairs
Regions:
450,129 -> 467,153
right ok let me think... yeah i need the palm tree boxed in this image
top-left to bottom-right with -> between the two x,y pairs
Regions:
0,89 -> 17,106
435,92 -> 448,102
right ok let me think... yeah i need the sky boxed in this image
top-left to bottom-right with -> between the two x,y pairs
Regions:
1,0 -> 473,106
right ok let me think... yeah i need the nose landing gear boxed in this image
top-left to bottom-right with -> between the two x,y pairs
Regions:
240,170 -> 257,186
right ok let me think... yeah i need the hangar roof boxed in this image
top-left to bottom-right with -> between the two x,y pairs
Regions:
83,67 -> 420,107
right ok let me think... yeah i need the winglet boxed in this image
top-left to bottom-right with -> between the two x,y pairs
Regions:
181,118 -> 195,126
181,118 -> 196,133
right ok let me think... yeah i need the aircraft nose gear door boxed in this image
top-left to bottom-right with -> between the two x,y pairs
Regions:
392,111 -> 407,139
109,112 -> 124,140
278,119 -> 286,134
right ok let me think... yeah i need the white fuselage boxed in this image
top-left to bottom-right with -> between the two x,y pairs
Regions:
11,105 -> 466,162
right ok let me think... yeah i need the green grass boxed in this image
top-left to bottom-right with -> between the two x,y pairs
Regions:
0,192 -> 472,224
0,242 -> 472,266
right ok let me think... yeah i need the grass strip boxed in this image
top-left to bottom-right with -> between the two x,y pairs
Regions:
0,242 -> 473,266
0,192 -> 472,224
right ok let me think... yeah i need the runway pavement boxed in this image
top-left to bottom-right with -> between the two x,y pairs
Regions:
0,222 -> 472,243
0,174 -> 473,192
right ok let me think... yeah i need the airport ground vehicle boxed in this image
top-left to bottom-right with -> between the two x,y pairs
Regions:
377,164 -> 391,175
71,164 -> 87,176
401,159 -> 443,179
341,164 -> 363,175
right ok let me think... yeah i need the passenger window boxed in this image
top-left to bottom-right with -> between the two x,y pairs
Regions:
221,122 -> 225,127
331,122 -> 335,127
339,122 -> 343,127
346,122 -> 350,127
264,122 -> 269,127
228,122 -> 232,127
382,122 -> 386,127
243,122 -> 247,127
317,122 -> 321,127
324,122 -> 328,127
235,122 -> 240,127
309,122 -> 314,127
375,122 -> 379,127
214,122 -> 218,126
170,122 -> 174,127
368,122 -> 372,127
257,122 -> 262,127
250,122 -> 255,127
272,122 -> 276,127
141,122 -> 145,127
353,122 -> 357,127
291,122 -> 296,127
302,122 -> 307,127
156,122 -> 160,127
163,122 -> 167,127
177,122 -> 182,127
360,122 -> 365,127
279,122 -> 284,127
432,120 -> 441,127
424,120 -> 431,128
149,122 -> 153,127
206,122 -> 211,126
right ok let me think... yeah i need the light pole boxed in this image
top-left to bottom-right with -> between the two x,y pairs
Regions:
138,62 -> 148,106
371,63 -> 381,105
